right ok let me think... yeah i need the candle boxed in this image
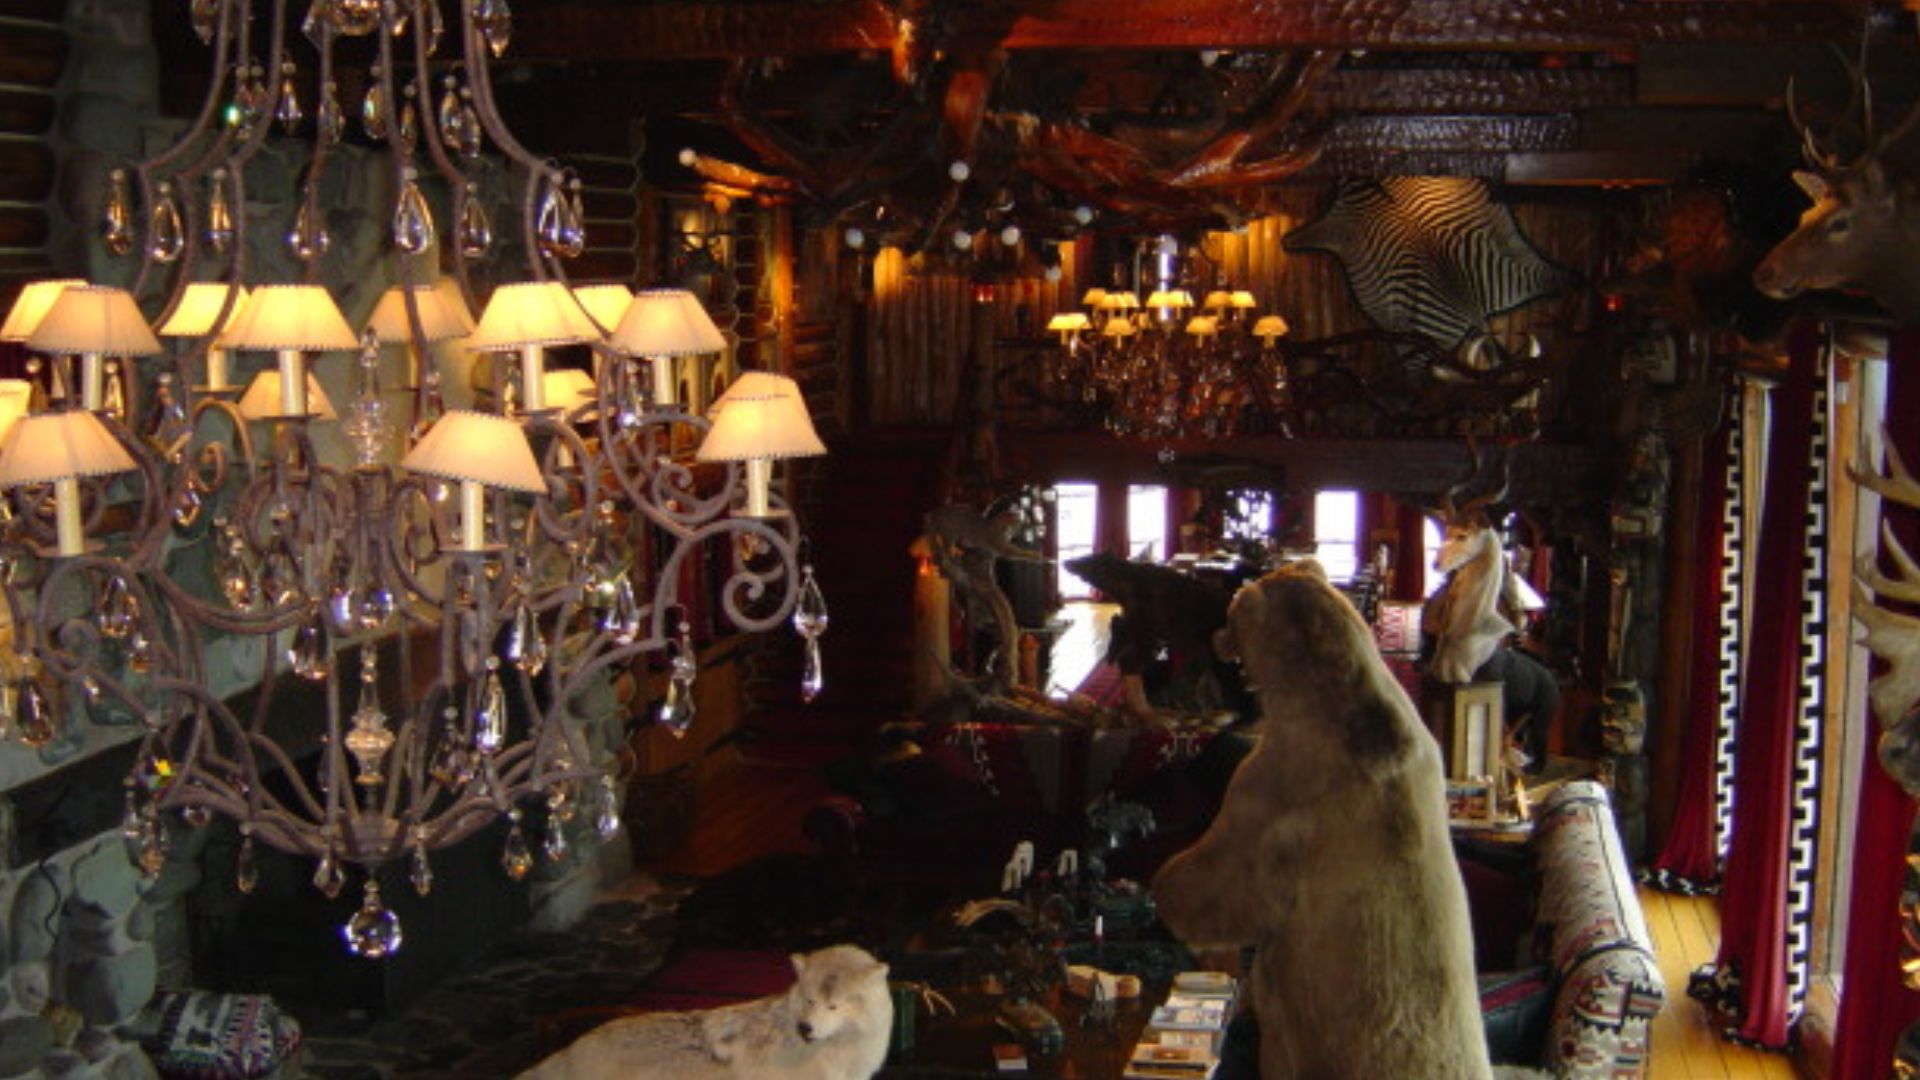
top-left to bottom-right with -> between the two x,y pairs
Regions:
206,347 -> 229,390
277,350 -> 305,415
79,353 -> 104,410
742,457 -> 772,518
459,479 -> 486,550
53,476 -> 83,555
521,344 -> 546,411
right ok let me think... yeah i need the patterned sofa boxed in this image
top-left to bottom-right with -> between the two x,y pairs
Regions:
1527,780 -> 1667,1077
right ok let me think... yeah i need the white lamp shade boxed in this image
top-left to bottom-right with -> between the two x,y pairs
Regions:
433,277 -> 477,334
1253,314 -> 1291,338
1229,290 -> 1259,310
218,285 -> 358,351
1185,315 -> 1219,337
28,286 -> 162,356
1081,287 -> 1108,308
572,284 -> 634,330
401,409 -> 546,493
0,279 -> 84,342
0,410 -> 137,486
468,281 -> 600,351
544,368 -> 597,410
0,380 -> 32,446
609,288 -> 727,357
1201,290 -> 1232,311
236,370 -> 338,419
157,284 -> 252,338
1145,289 -> 1175,308
366,285 -> 473,344
697,376 -> 825,463
707,370 -> 797,417
1047,313 -> 1090,332
1102,317 -> 1137,338
1101,291 -> 1140,311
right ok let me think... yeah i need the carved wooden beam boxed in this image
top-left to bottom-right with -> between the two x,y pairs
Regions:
515,0 -> 1860,62
1315,68 -> 1634,114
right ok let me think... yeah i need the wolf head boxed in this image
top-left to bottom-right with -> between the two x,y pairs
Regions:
788,945 -> 892,1044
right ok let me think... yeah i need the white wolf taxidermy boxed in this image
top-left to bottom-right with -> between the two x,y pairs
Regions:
516,944 -> 893,1080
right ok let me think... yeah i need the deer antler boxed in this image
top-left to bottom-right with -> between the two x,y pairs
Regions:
1851,421 -> 1920,726
1848,423 -> 1920,511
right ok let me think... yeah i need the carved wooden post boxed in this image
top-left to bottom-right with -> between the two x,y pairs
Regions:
1603,426 -> 1670,861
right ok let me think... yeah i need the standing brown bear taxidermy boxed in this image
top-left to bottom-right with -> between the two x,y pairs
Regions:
1152,561 -> 1493,1079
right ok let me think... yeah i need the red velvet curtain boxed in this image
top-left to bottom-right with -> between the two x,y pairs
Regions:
1830,329 -> 1920,1078
1647,421 -> 1731,891
1697,326 -> 1819,1049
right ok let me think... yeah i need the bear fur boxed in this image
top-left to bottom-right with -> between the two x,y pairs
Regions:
516,944 -> 893,1080
1152,561 -> 1493,1079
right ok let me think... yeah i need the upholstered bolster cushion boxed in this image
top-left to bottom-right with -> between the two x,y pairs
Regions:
132,991 -> 302,1079
1532,781 -> 1666,1079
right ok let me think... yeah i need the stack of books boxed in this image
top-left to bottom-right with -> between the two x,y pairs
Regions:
1123,972 -> 1237,1079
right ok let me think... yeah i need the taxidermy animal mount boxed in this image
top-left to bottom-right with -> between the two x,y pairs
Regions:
1423,445 -> 1526,684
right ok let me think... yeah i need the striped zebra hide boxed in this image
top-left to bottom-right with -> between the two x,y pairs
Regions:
1283,177 -> 1576,350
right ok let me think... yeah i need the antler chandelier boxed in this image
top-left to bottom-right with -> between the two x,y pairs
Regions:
0,0 -> 827,957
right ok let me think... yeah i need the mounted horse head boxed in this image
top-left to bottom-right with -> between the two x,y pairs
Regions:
1752,39 -> 1920,324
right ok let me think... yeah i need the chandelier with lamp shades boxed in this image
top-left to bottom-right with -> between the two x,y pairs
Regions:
0,0 -> 827,959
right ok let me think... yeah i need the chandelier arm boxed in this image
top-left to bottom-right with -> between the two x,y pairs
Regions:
401,0 -> 480,315
457,0 -> 553,275
300,19 -> 337,287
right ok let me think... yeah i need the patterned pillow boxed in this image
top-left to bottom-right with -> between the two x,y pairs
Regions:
138,991 -> 302,1079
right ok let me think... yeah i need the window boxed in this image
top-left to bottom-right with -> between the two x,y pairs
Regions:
1128,485 -> 1168,562
1224,490 -> 1274,544
1422,516 -> 1446,597
1053,482 -> 1099,598
1313,489 -> 1360,584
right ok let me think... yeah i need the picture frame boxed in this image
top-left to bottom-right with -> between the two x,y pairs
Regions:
1448,681 -> 1506,795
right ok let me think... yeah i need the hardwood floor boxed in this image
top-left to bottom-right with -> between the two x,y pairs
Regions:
1642,886 -> 1802,1079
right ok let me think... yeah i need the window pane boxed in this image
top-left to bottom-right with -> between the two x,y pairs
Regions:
1128,485 -> 1168,562
1313,489 -> 1360,583
1423,516 -> 1446,597
1054,482 -> 1099,598
1225,491 -> 1273,543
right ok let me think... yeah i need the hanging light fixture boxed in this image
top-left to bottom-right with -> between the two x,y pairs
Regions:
0,0 -> 827,958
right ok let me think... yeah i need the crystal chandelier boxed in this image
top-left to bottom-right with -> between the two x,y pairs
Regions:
0,0 -> 828,957
1046,281 -> 1292,440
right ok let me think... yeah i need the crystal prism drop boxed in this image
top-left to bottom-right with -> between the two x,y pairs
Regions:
102,170 -> 134,256
424,0 -> 444,54
596,774 -> 621,838
658,677 -> 693,738
792,566 -> 829,640
501,822 -> 533,880
236,834 -> 259,894
275,73 -> 304,134
99,576 -> 139,640
138,816 -> 168,876
474,0 -> 512,57
506,605 -> 548,675
289,615 -> 330,680
473,665 -> 507,754
438,77 -> 464,149
121,790 -> 142,841
359,588 -> 396,631
181,803 -> 210,828
191,0 -> 220,43
16,682 -> 55,747
560,182 -> 586,257
343,882 -> 403,958
328,586 -> 357,634
362,74 -> 389,141
206,169 -> 234,253
392,171 -> 434,254
457,188 -> 491,258
147,184 -> 185,263
397,101 -> 418,153
456,101 -> 483,158
302,0 -> 331,46
607,577 -> 639,644
288,198 -> 332,261
802,638 -> 824,702
317,80 -> 343,144
543,819 -> 568,862
410,841 -> 434,896
388,1 -> 410,36
313,850 -> 345,898
536,178 -> 564,257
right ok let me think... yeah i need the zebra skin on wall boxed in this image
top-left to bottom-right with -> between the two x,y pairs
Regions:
1282,177 -> 1576,350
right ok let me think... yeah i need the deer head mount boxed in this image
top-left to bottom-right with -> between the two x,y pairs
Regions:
1752,28 -> 1920,324
1425,442 -> 1522,684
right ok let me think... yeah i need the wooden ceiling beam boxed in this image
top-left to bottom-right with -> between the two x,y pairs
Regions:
1314,68 -> 1634,114
514,0 -> 1861,62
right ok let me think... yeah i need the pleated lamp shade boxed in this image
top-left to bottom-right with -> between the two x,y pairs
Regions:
218,285 -> 358,352
0,279 -> 84,342
236,370 -> 338,420
468,281 -> 600,350
366,285 -> 473,344
544,369 -> 597,411
697,373 -> 825,463
0,381 -> 31,447
0,410 -> 137,487
1253,314 -> 1291,341
609,289 -> 727,357
28,286 -> 162,357
157,284 -> 252,338
401,410 -> 546,493
571,284 -> 634,331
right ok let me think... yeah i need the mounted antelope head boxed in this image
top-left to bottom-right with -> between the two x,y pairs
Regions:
1426,444 -> 1519,684
1751,44 -> 1920,324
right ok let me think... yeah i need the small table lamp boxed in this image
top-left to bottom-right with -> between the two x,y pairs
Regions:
366,283 -> 473,385
156,283 -> 251,390
608,288 -> 727,411
27,285 -> 162,411
696,372 -> 825,518
218,284 -> 358,417
468,281 -> 601,413
0,410 -> 138,555
401,410 -> 547,551
236,369 -> 338,420
571,283 -> 634,335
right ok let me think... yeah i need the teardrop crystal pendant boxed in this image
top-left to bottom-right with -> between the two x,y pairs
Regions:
424,0 -> 445,54
313,849 -> 345,898
536,176 -> 565,257
99,576 -> 139,640
317,79 -> 344,144
205,168 -> 234,253
397,100 -> 419,154
501,816 -> 533,880
388,0 -> 410,36
16,681 -> 55,747
473,659 -> 507,754
275,62 -> 304,133
474,0 -> 512,57
147,183 -> 185,263
409,833 -> 434,896
289,614 -> 331,681
543,818 -> 568,863
102,169 -> 135,255
457,186 -> 491,259
344,882 -> 404,958
391,169 -> 434,255
456,97 -> 483,159
595,774 -> 621,839
362,67 -> 389,141
561,180 -> 587,257
792,564 -> 828,701
506,604 -> 547,675
438,76 -> 464,148
235,832 -> 259,894
191,0 -> 220,43
301,0 -> 330,46
801,637 -> 824,703
658,676 -> 693,738
288,197 -> 332,261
